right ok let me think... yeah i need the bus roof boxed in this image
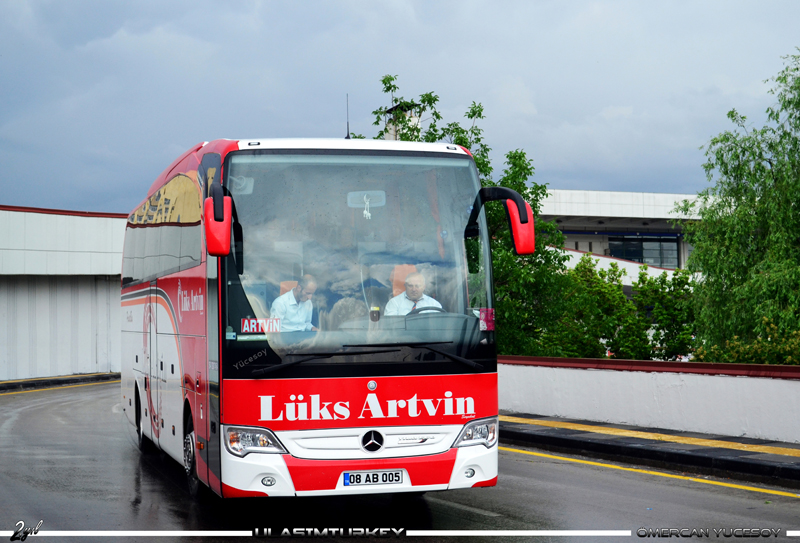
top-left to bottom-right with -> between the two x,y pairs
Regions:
230,138 -> 472,155
134,138 -> 472,210
137,139 -> 472,213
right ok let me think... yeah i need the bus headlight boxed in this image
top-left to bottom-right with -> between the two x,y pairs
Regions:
224,426 -> 287,457
453,417 -> 498,448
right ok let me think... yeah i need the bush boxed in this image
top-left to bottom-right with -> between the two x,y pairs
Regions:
695,318 -> 800,365
534,256 -> 698,361
535,255 -> 650,359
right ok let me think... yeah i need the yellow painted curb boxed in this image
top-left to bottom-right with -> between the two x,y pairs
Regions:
0,380 -> 121,396
500,415 -> 800,458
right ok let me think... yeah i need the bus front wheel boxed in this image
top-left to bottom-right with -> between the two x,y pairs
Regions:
183,426 -> 202,498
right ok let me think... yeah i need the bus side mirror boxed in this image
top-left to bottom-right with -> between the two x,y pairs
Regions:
465,187 -> 536,256
503,199 -> 535,255
205,183 -> 232,256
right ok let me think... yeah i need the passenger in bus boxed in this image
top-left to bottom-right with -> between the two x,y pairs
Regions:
384,272 -> 442,316
270,275 -> 319,332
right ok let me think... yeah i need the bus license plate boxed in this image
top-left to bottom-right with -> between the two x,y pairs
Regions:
343,470 -> 403,486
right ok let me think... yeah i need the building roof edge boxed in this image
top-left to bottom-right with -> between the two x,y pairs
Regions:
0,204 -> 128,219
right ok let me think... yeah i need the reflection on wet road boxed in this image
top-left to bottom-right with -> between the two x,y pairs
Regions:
0,383 -> 797,543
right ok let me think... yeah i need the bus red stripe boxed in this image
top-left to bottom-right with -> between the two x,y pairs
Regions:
221,482 -> 268,498
472,475 -> 497,488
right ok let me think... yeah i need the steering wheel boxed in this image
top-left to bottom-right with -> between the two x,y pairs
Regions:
405,306 -> 447,316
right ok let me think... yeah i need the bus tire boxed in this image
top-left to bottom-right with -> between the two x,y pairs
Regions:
184,425 -> 202,499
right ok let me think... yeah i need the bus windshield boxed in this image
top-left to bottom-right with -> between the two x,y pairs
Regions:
220,149 -> 494,379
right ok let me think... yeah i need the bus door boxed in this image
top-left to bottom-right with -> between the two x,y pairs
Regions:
194,350 -> 209,485
146,280 -> 160,446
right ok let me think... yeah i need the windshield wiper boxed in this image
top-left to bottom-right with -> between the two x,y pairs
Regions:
343,342 -> 486,371
251,349 -> 400,376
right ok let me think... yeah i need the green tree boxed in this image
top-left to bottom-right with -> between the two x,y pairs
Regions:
632,267 -> 695,360
488,151 -> 571,356
538,255 -> 650,359
675,52 -> 800,358
370,75 -> 569,355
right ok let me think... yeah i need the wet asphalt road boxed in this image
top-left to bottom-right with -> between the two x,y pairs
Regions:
0,382 -> 798,543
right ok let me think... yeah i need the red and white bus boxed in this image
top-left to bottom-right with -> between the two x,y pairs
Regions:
121,139 -> 535,498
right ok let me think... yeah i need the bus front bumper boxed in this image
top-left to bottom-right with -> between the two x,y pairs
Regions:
219,443 -> 498,497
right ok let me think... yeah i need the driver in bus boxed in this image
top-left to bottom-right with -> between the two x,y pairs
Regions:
384,272 -> 442,316
270,274 -> 319,332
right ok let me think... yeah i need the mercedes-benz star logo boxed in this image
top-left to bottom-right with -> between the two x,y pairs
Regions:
361,430 -> 384,452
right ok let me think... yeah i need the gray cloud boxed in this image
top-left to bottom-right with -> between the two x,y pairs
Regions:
0,0 -> 797,212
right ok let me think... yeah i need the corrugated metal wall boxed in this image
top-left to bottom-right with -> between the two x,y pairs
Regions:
0,275 -> 121,380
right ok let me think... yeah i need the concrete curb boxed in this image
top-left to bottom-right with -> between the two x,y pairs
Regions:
500,423 -> 800,490
0,373 -> 121,393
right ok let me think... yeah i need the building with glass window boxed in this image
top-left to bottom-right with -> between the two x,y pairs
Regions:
540,189 -> 698,271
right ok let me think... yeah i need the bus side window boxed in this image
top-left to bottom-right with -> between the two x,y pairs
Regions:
143,225 -> 161,281
134,174 -> 205,283
160,223 -> 181,277
158,174 -> 193,275
177,174 -> 202,271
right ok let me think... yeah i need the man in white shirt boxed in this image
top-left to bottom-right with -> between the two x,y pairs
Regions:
384,272 -> 442,316
270,275 -> 319,332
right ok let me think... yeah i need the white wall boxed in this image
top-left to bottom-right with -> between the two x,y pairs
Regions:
0,208 -> 125,380
0,209 -> 126,275
0,275 -> 121,380
499,364 -> 800,444
542,189 -> 698,220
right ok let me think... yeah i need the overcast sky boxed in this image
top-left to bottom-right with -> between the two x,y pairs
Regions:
1,1 -> 798,213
